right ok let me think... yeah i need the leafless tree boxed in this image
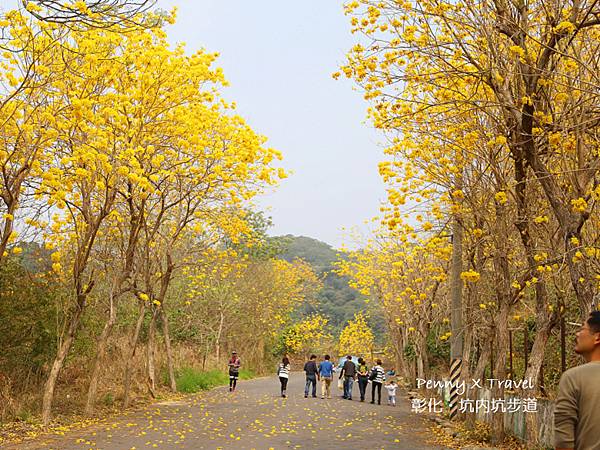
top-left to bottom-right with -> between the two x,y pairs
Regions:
22,1 -> 159,29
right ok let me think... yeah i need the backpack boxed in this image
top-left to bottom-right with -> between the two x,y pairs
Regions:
368,367 -> 378,381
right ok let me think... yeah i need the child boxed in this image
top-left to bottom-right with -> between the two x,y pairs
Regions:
384,380 -> 397,406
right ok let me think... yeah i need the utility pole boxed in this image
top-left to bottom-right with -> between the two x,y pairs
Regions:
449,191 -> 463,419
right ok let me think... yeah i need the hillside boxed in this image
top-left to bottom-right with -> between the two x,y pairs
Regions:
272,235 -> 382,335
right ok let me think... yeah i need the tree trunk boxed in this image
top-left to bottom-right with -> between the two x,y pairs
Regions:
416,355 -> 424,380
472,338 -> 490,381
123,302 -> 146,409
0,198 -> 18,267
84,298 -> 116,415
41,307 -> 84,425
524,318 -> 555,387
215,310 -> 224,365
395,341 -> 410,384
461,311 -> 473,380
513,144 -> 556,384
160,307 -> 177,392
255,336 -> 265,372
399,331 -> 413,383
522,315 -> 555,445
85,206 -> 141,414
490,201 -> 512,444
415,327 -> 429,379
147,308 -> 158,396
491,306 -> 510,445
202,338 -> 210,371
467,337 -> 491,427
519,109 -> 596,315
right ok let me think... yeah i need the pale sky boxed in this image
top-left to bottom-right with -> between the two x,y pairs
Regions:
1,0 -> 387,249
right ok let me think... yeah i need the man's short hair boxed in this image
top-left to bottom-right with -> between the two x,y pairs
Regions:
588,311 -> 600,334
346,355 -> 352,359
310,354 -> 316,359
324,354 -> 330,360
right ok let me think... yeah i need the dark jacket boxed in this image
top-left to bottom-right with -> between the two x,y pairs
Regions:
304,360 -> 318,377
340,359 -> 357,378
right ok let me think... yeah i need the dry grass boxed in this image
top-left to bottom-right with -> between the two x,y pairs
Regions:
430,420 -> 529,450
0,336 -> 250,427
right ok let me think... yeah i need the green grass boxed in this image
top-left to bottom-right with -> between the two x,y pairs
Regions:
239,368 -> 255,380
175,367 -> 255,393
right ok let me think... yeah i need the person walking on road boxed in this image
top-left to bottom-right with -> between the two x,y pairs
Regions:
554,311 -> 600,450
385,379 -> 397,406
339,355 -> 357,400
318,354 -> 334,399
228,351 -> 241,392
277,356 -> 291,398
356,357 -> 369,402
370,359 -> 385,405
304,354 -> 319,398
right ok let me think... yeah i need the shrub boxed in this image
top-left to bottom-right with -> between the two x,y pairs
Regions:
175,368 -> 228,393
102,392 -> 115,406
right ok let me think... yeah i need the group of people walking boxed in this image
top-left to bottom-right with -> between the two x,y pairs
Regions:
277,354 -> 397,406
338,355 -> 396,405
229,350 -> 397,406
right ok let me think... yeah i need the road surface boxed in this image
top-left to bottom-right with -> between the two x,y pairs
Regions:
7,373 -> 448,449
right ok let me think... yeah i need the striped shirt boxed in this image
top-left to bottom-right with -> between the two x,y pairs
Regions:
371,365 -> 385,383
278,363 -> 290,378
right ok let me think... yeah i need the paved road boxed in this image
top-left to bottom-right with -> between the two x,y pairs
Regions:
7,373 -> 447,449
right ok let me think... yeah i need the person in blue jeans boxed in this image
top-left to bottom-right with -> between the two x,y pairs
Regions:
339,355 -> 357,400
356,357 -> 369,402
303,354 -> 319,398
318,354 -> 334,399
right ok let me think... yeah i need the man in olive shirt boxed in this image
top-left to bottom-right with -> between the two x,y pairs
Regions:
555,311 -> 600,450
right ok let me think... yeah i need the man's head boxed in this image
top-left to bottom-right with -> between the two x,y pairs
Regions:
376,359 -> 382,365
575,311 -> 600,361
324,354 -> 330,361
346,355 -> 352,360
310,354 -> 316,360
232,351 -> 237,356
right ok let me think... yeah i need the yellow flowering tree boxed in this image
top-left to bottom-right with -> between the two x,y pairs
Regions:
337,0 -> 600,442
338,311 -> 374,358
338,229 -> 451,380
338,0 -> 600,319
0,9 -> 67,266
280,314 -> 331,357
0,5 -> 291,421
184,251 -> 322,369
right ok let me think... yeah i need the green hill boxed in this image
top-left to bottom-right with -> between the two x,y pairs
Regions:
272,235 -> 383,336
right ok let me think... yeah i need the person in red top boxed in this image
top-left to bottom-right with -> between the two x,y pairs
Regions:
228,351 -> 241,392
